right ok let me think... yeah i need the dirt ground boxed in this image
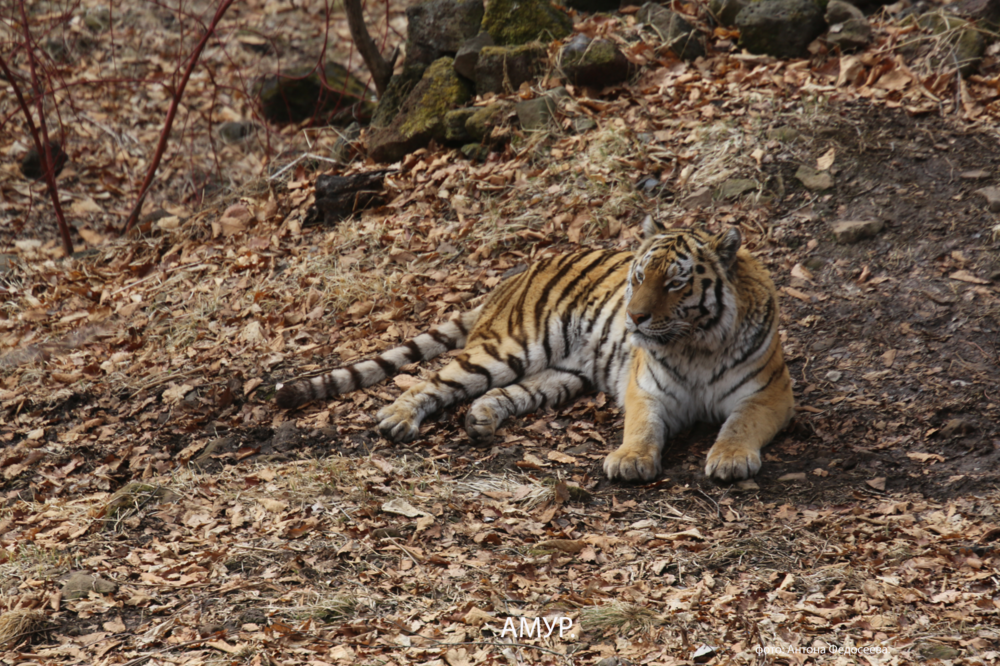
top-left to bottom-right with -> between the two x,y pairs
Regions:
2,68 -> 1000,666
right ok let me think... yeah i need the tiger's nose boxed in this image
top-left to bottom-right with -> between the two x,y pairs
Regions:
628,311 -> 650,326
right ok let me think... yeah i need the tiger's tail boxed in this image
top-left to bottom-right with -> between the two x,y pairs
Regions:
275,306 -> 484,409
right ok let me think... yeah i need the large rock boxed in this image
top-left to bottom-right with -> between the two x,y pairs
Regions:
371,64 -> 428,128
709,0 -> 746,26
444,107 -> 478,142
454,32 -> 494,79
256,62 -> 373,125
915,13 -> 985,77
406,0 -> 484,66
736,0 -> 826,59
368,57 -> 473,163
950,0 -> 1000,30
475,43 -> 549,95
824,1 -> 872,52
466,102 -> 510,141
636,3 -> 705,60
516,87 -> 570,130
558,34 -> 634,88
482,0 -> 572,46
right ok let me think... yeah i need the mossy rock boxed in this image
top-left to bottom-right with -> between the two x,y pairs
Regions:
368,57 -> 474,163
371,63 -> 429,128
255,62 -> 374,125
636,4 -> 705,60
475,43 -> 549,95
444,107 -> 478,142
466,102 -> 510,141
913,13 -> 985,77
482,0 -> 572,46
559,34 -> 636,87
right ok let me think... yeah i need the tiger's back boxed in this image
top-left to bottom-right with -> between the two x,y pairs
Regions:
277,223 -> 793,482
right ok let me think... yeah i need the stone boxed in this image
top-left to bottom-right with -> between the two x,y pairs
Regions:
331,122 -> 362,162
62,572 -> 116,600
475,43 -> 549,95
218,121 -> 256,143
708,0 -> 746,26
825,0 -> 865,23
482,0 -> 572,46
825,370 -> 843,381
444,107 -> 478,142
715,178 -> 757,200
558,34 -> 634,88
255,62 -> 373,125
682,187 -> 713,208
974,186 -> 1000,212
84,6 -> 111,32
736,0 -> 826,59
454,32 -> 494,80
405,0 -> 484,66
466,103 -> 510,141
573,117 -> 597,133
461,143 -> 491,161
904,13 -> 985,76
368,57 -> 473,163
516,88 -> 570,131
637,3 -> 705,60
371,64 -> 428,128
830,219 -> 884,244
826,17 -> 873,52
795,165 -> 833,191
916,644 -> 962,660
940,418 -> 973,438
950,0 -> 1000,31
766,126 -> 801,143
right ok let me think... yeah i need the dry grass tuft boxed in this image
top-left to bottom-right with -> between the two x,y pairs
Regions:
307,594 -> 359,622
0,609 -> 48,650
580,602 -> 664,636
101,482 -> 170,530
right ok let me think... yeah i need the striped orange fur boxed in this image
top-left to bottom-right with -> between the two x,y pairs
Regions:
276,222 -> 794,482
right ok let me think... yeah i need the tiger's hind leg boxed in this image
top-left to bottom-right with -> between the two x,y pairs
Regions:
464,368 -> 591,444
376,346 -> 521,443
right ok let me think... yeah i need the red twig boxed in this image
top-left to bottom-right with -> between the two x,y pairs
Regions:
5,2 -> 74,257
121,0 -> 237,234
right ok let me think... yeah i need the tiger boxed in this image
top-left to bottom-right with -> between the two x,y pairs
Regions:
275,220 -> 794,482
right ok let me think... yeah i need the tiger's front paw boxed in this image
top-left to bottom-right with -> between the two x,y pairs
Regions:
704,441 -> 761,482
376,404 -> 421,443
603,444 -> 661,482
464,403 -> 500,444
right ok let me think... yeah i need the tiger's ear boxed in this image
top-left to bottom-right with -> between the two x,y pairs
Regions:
713,227 -> 741,268
642,215 -> 667,238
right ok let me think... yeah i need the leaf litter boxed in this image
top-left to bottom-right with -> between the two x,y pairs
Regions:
1,2 -> 1000,665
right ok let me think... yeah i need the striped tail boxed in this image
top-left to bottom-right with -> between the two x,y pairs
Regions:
275,306 -> 483,409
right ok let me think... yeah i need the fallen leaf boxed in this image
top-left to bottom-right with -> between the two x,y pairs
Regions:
816,147 -> 836,171
907,452 -> 946,463
547,450 -> 577,464
382,498 -> 429,518
949,270 -> 989,285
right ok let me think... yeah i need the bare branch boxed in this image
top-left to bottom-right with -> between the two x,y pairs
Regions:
343,0 -> 396,97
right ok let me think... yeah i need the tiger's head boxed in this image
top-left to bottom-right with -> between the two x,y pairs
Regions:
625,221 -> 741,350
